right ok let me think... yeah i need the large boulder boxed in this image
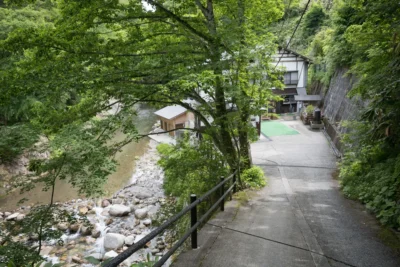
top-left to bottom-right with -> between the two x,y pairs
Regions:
134,208 -> 148,219
104,233 -> 125,251
109,205 -> 130,217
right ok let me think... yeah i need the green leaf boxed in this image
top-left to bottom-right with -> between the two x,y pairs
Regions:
101,258 -> 113,266
85,256 -> 101,265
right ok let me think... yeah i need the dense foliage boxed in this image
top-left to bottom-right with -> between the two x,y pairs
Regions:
0,0 -> 287,264
277,0 -> 400,229
157,136 -> 229,209
241,166 -> 266,189
0,124 -> 39,163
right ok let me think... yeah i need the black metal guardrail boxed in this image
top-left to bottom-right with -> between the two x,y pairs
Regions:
103,169 -> 239,267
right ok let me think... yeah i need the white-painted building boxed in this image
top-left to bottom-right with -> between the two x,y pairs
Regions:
272,47 -> 311,113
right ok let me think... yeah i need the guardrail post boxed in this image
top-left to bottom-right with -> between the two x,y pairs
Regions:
233,168 -> 237,193
190,194 -> 197,249
220,176 -> 225,211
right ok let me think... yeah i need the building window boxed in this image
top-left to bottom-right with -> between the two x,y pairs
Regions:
284,71 -> 298,85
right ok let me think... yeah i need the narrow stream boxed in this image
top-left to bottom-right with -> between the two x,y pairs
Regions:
0,106 -> 157,210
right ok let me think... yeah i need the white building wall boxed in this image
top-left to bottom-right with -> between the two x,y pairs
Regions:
272,49 -> 310,113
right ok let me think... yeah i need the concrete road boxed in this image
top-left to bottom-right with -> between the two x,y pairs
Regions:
172,120 -> 400,267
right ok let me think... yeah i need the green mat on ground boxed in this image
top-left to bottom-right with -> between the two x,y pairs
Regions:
261,121 -> 299,137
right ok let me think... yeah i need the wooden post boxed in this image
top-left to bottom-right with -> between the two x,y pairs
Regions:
220,176 -> 225,211
190,194 -> 197,249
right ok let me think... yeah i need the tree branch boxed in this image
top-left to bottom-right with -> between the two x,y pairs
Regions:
145,0 -> 212,44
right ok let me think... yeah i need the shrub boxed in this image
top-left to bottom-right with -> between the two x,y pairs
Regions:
306,105 -> 314,114
156,135 -> 229,209
339,121 -> 400,229
241,166 -> 266,189
156,143 -> 173,156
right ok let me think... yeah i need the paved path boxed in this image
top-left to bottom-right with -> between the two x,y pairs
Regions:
172,120 -> 400,267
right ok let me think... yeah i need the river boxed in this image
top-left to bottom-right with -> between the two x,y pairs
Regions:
0,106 -> 157,211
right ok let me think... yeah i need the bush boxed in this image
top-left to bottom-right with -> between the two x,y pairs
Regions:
306,105 -> 314,114
157,135 -> 229,209
340,121 -> 400,229
241,166 -> 266,189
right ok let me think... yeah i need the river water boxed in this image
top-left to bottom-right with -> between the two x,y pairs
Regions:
0,106 -> 157,211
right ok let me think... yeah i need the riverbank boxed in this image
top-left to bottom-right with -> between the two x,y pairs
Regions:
0,108 -> 156,211
0,139 -> 173,266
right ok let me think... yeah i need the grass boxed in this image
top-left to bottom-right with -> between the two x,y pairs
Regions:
261,121 -> 299,137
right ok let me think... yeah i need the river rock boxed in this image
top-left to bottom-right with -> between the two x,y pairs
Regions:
72,256 -> 83,264
127,187 -> 153,199
4,212 -> 11,217
102,199 -> 111,208
6,212 -> 20,221
16,214 -> 25,221
104,250 -> 118,260
124,235 -> 135,246
134,234 -> 145,244
104,233 -> 125,251
142,219 -> 151,226
109,205 -> 130,217
112,198 -> 124,205
69,223 -> 81,233
151,249 -> 160,255
57,222 -> 69,231
91,227 -> 101,238
81,225 -> 92,236
105,218 -> 114,226
147,205 -> 158,218
78,206 -> 88,215
86,236 -> 96,245
56,247 -> 67,255
39,246 -> 52,256
134,208 -> 148,219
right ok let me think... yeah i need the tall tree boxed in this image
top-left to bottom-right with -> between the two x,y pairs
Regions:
0,1 -> 285,263
2,0 -> 284,169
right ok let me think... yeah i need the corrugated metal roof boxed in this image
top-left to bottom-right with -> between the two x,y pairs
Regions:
154,105 -> 187,120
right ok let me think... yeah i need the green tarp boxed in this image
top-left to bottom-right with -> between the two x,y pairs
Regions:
261,121 -> 299,137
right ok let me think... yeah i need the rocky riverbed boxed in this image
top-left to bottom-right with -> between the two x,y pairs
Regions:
0,139 -> 173,267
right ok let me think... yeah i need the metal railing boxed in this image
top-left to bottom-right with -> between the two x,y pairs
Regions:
104,169 -> 239,267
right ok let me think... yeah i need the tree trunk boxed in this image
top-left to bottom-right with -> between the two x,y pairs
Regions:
238,105 -> 253,170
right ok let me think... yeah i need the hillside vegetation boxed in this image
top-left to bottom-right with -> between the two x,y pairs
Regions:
277,0 -> 400,229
